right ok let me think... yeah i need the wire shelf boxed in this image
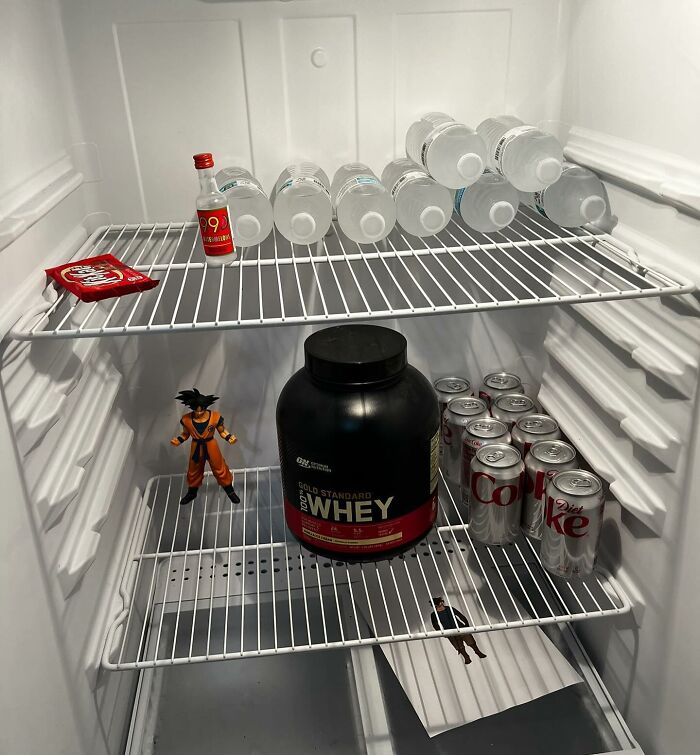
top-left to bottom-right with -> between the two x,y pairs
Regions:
13,209 -> 693,341
102,466 -> 630,671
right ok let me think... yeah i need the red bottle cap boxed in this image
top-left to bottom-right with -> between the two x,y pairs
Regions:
193,152 -> 214,169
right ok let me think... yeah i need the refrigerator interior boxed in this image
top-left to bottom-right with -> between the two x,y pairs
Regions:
1,1 -> 699,755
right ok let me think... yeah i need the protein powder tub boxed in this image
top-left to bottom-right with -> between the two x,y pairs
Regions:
277,324 -> 440,560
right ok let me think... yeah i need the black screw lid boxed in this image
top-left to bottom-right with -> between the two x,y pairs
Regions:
304,325 -> 407,386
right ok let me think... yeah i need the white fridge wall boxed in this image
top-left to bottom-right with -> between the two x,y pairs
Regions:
556,3 -> 700,755
57,0 -> 566,222
2,1 -> 700,754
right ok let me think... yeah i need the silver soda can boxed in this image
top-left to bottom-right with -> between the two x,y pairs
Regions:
491,393 -> 536,430
461,418 -> 511,501
522,440 -> 577,539
512,414 -> 561,456
540,469 -> 604,578
469,444 -> 524,545
478,372 -> 522,406
434,377 -> 473,456
443,397 -> 489,482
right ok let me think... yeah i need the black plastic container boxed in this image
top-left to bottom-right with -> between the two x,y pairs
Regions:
276,324 -> 440,561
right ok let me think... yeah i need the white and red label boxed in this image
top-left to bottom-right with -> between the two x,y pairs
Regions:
197,207 -> 235,257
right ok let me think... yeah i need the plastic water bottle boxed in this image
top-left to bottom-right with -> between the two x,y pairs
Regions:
216,167 -> 273,247
476,115 -> 563,192
272,163 -> 332,245
381,158 -> 453,237
454,172 -> 520,233
331,163 -> 396,244
405,112 -> 486,189
520,163 -> 608,228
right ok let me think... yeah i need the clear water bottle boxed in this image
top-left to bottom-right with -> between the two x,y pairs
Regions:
405,112 -> 486,189
476,115 -> 563,192
520,163 -> 608,228
272,163 -> 332,245
331,163 -> 396,244
216,166 -> 273,247
454,172 -> 519,233
381,158 -> 453,237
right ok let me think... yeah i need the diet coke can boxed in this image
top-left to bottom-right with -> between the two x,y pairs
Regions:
478,372 -> 522,407
443,397 -> 489,482
512,414 -> 561,456
540,469 -> 604,578
491,393 -> 536,430
461,418 -> 511,500
434,377 -> 473,455
469,444 -> 524,545
522,440 -> 577,539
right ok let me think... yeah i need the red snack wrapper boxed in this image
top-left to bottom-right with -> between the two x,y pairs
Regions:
46,254 -> 159,303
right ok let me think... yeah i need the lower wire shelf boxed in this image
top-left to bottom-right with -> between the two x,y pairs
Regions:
102,467 -> 630,670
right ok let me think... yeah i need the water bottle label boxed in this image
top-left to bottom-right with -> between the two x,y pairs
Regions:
454,187 -> 466,212
197,207 -> 236,257
390,170 -> 429,200
533,188 -> 549,217
419,121 -> 463,169
279,175 -> 331,199
493,125 -> 539,176
218,177 -> 265,196
335,175 -> 379,207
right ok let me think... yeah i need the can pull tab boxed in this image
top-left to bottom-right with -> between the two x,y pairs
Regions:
447,381 -> 464,390
510,398 -> 529,408
570,478 -> 592,489
484,449 -> 506,463
543,446 -> 562,459
523,419 -> 543,429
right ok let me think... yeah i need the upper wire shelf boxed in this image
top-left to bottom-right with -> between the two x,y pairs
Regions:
102,466 -> 630,671
12,208 -> 693,341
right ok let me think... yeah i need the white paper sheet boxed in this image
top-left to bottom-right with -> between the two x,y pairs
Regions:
357,593 -> 582,737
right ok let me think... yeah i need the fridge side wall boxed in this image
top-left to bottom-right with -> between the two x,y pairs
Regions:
556,3 -> 700,754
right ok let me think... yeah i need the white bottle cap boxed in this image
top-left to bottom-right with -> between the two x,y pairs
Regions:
235,214 -> 261,244
535,158 -> 562,185
581,195 -> 606,223
359,211 -> 386,240
457,154 -> 484,183
489,201 -> 516,228
420,206 -> 446,233
290,212 -> 316,240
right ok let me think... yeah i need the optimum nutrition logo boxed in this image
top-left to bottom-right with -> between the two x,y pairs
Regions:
296,457 -> 331,473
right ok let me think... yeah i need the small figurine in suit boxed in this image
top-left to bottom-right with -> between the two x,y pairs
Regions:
430,596 -> 487,664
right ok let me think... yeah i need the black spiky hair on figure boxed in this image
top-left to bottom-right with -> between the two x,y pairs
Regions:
176,388 -> 219,410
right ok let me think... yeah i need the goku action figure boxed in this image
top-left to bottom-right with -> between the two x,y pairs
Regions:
171,388 -> 240,506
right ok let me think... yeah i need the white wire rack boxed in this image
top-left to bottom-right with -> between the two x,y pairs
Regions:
13,209 -> 693,340
102,466 -> 630,671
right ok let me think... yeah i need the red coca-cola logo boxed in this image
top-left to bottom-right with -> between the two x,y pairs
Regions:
524,469 -> 556,499
545,496 -> 589,537
61,261 -> 124,287
471,471 -> 522,506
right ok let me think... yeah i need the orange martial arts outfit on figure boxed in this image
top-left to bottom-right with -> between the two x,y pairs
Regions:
178,410 -> 233,488
171,388 -> 240,506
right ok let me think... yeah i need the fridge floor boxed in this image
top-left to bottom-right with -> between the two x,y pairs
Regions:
127,623 -> 638,755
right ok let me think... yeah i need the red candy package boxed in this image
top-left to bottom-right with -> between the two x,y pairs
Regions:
46,254 -> 159,302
